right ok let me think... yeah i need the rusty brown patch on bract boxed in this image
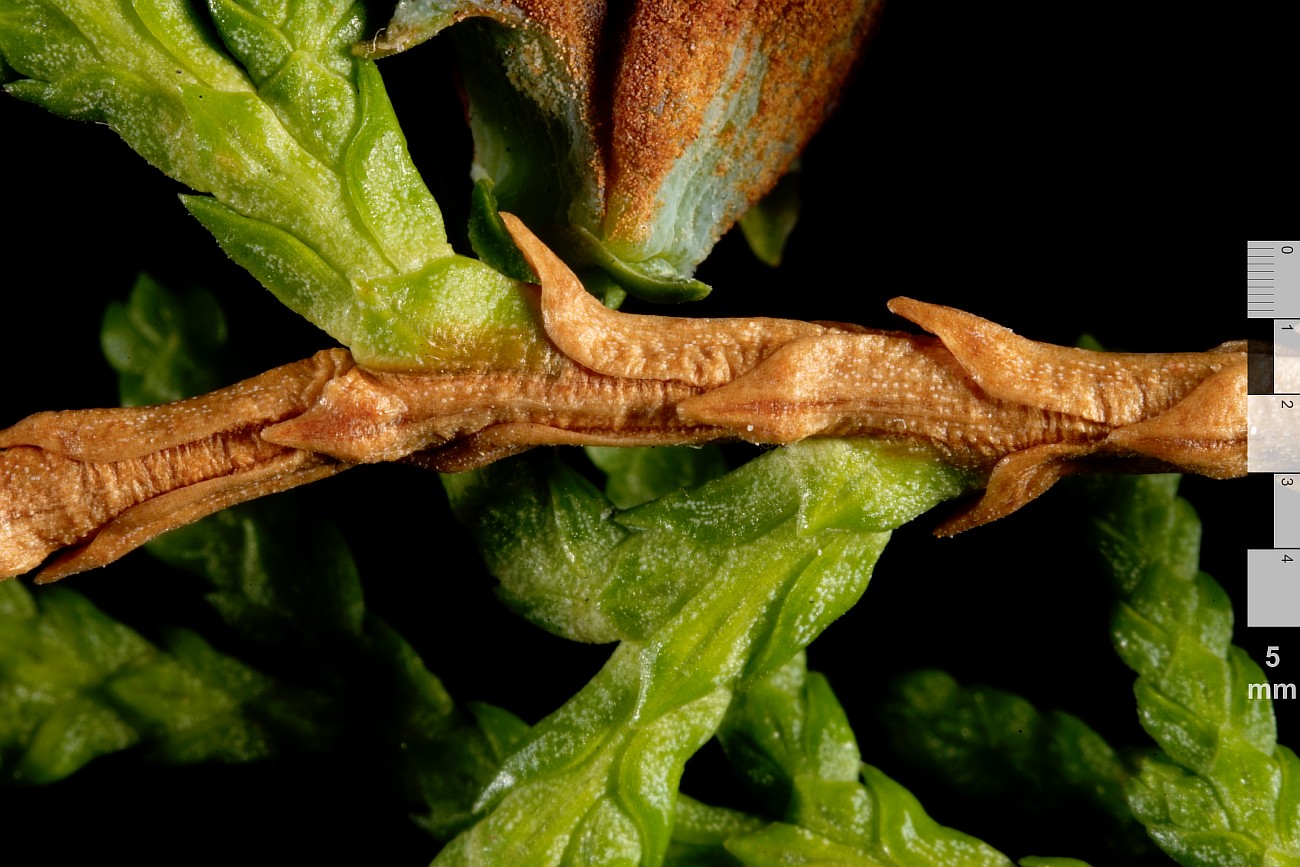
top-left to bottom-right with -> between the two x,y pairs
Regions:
367,2 -> 879,271
604,1 -> 880,259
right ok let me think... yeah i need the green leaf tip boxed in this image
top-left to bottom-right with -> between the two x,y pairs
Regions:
738,169 -> 801,268
1087,475 -> 1300,864
101,274 -> 228,406
3,0 -> 539,370
569,225 -> 713,303
468,177 -> 537,282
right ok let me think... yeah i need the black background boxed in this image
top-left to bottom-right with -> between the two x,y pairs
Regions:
0,2 -> 1286,864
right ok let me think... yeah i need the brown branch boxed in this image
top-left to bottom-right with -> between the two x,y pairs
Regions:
0,219 -> 1245,583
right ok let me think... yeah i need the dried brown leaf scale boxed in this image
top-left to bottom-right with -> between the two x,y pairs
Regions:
0,220 -> 1245,581
1,352 -> 353,582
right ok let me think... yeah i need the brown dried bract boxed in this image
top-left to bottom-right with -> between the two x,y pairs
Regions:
0,219 -> 1246,582
512,211 -> 837,386
1,351 -> 353,582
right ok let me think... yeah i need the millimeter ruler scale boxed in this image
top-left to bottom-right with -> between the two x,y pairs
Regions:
1247,241 -> 1300,626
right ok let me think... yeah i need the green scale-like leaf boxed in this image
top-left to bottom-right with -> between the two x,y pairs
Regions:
0,579 -> 308,783
102,273 -> 228,406
441,442 -> 972,864
717,654 -> 1018,867
0,0 -> 534,369
877,669 -> 1155,862
1087,475 -> 1300,865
